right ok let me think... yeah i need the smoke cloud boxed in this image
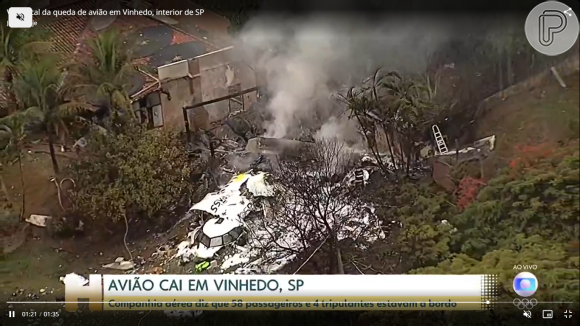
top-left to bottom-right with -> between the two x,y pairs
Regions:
233,13 -> 453,143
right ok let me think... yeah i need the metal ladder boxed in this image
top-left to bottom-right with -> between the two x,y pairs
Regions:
432,125 -> 449,155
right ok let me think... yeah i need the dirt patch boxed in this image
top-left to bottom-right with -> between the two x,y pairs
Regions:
0,225 -> 165,302
0,152 -> 128,300
0,153 -> 69,220
0,148 -> 198,303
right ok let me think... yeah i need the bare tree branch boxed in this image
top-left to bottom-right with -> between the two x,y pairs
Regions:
256,138 -> 376,274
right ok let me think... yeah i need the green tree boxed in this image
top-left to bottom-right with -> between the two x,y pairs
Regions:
340,70 -> 399,174
13,58 -> 88,174
362,147 -> 579,275
0,17 -> 51,114
65,29 -> 141,120
414,235 -> 580,305
477,18 -> 532,90
66,122 -> 197,231
366,182 -> 458,270
341,70 -> 451,176
0,108 -> 43,219
450,152 -> 580,259
379,72 -> 445,173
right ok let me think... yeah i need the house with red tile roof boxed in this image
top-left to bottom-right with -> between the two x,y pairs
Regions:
2,0 -> 232,128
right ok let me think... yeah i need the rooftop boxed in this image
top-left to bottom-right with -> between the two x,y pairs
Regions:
37,0 -> 223,101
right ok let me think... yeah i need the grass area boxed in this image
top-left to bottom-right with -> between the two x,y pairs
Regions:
0,153 -> 73,298
476,73 -> 579,173
0,153 -> 67,221
0,239 -> 70,293
1,153 -> 62,257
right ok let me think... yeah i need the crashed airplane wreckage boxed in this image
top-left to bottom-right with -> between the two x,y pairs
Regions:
245,128 -> 496,166
170,168 -> 384,274
169,124 -> 496,274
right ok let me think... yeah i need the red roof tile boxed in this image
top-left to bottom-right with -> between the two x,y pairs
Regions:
30,1 -> 219,101
172,30 -> 196,45
38,0 -> 95,54
39,0 -> 214,55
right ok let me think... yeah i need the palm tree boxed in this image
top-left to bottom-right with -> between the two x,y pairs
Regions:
342,70 -> 449,176
65,28 -> 141,120
0,3 -> 52,115
0,108 -> 44,220
380,72 -> 448,174
13,58 -> 89,174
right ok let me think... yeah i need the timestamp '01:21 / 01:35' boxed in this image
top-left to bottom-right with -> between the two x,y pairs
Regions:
20,311 -> 61,318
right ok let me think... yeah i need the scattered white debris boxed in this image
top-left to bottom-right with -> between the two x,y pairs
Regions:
361,155 -> 377,164
172,167 -> 383,274
25,214 -> 51,227
102,257 -> 135,271
344,168 -> 370,186
189,173 -> 253,219
439,220 -> 457,233
246,172 -> 275,197
173,240 -> 195,262
73,137 -> 88,149
221,253 -> 250,270
476,135 -> 496,151
435,135 -> 496,157
59,273 -> 88,286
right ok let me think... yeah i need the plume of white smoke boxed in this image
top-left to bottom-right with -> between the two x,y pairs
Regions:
314,116 -> 364,149
227,153 -> 258,172
234,14 -> 452,144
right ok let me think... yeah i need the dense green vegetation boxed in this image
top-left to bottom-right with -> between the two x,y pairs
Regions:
66,122 -> 197,227
344,144 -> 579,326
411,149 -> 579,295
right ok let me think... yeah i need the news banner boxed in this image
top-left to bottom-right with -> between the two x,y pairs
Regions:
58,274 -> 498,311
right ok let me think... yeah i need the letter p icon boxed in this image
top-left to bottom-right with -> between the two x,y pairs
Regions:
64,274 -> 103,312
539,10 -> 568,46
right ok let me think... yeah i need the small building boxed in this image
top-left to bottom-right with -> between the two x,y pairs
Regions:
151,46 -> 260,132
34,0 -> 260,132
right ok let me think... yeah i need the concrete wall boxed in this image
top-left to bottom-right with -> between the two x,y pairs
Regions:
158,46 -> 258,132
194,47 -> 257,122
160,78 -> 192,131
158,59 -> 200,132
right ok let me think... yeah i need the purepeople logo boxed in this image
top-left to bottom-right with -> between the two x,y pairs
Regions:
525,1 -> 580,56
64,274 -> 104,311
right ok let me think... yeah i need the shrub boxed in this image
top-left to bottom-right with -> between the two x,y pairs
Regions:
451,151 -> 580,258
66,123 -> 197,229
414,235 -> 580,305
368,182 -> 459,270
